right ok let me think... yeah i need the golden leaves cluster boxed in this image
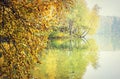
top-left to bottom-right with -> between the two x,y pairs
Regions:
0,0 -> 75,79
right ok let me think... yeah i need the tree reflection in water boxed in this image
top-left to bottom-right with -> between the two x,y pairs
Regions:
32,38 -> 99,79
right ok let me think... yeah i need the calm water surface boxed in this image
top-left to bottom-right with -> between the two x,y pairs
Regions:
83,35 -> 120,79
33,34 -> 120,79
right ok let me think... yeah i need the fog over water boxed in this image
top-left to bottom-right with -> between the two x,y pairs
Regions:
86,0 -> 120,17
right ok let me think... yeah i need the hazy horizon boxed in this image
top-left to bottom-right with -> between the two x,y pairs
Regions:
86,0 -> 120,17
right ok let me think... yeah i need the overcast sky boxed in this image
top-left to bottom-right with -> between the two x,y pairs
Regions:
86,0 -> 120,17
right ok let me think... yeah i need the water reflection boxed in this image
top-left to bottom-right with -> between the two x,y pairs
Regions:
32,38 -> 99,79
95,34 -> 120,51
84,34 -> 120,79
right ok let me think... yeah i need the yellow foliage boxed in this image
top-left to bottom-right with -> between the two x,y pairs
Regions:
0,0 -> 75,79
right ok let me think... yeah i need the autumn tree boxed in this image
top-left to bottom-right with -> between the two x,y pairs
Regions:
67,0 -> 100,37
88,4 -> 100,34
0,0 -> 75,79
49,0 -> 100,38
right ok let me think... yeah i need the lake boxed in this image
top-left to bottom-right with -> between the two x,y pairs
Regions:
32,16 -> 120,79
32,34 -> 120,79
83,34 -> 120,79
